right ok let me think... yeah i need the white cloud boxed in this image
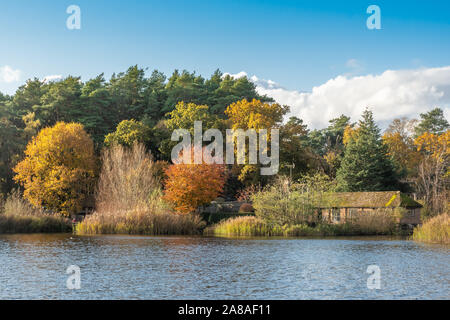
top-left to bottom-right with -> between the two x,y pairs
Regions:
41,75 -> 63,83
244,66 -> 450,129
0,65 -> 21,83
222,71 -> 248,80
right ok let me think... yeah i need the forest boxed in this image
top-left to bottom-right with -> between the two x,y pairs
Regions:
0,65 -> 448,239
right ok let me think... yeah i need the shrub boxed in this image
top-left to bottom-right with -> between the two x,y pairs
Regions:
252,175 -> 336,226
413,213 -> 449,244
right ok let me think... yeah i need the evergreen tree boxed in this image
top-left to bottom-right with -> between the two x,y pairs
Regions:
414,107 -> 449,137
336,109 -> 398,191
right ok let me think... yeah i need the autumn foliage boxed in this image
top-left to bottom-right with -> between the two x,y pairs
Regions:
13,122 -> 96,216
163,148 -> 227,214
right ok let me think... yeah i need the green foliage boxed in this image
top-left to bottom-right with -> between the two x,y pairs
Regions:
307,114 -> 352,156
252,174 -> 336,226
104,119 -> 152,148
279,117 -> 318,180
336,109 -> 398,191
415,107 -> 449,137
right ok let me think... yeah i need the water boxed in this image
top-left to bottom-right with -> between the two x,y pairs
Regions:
0,234 -> 448,299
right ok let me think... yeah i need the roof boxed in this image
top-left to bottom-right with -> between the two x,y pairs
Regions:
318,191 -> 422,209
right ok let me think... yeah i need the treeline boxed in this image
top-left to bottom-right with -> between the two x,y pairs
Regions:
1,65 -> 449,218
0,66 -> 271,193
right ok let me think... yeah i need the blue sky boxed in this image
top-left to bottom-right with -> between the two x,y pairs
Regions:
1,0 -> 449,127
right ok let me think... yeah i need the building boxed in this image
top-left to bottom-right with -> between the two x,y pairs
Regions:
318,191 -> 422,226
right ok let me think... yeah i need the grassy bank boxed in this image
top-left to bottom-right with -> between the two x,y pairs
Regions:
0,191 -> 72,234
205,215 -> 403,237
413,214 -> 449,244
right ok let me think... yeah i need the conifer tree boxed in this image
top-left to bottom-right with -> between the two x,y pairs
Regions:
336,109 -> 398,191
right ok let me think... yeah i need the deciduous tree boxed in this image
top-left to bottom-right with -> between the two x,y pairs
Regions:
13,122 -> 96,215
163,148 -> 227,214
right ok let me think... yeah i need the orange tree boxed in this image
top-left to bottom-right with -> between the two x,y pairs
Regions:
163,148 -> 227,214
14,122 -> 97,216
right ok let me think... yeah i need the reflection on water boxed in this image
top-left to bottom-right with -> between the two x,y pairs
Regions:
0,234 -> 448,299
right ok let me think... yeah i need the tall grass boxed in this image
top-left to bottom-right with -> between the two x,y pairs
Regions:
347,209 -> 399,235
413,213 -> 449,244
0,190 -> 71,234
206,209 -> 401,237
95,143 -> 160,213
75,208 -> 205,235
204,216 -> 281,237
75,143 -> 205,235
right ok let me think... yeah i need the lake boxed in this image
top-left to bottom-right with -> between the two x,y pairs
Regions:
0,234 -> 448,299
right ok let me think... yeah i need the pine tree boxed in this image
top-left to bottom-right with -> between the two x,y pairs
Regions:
336,109 -> 398,191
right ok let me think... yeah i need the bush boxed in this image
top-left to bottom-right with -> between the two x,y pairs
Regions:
252,176 -> 336,226
413,213 -> 449,244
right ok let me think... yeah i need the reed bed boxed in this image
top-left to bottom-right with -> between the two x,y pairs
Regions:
205,211 -> 401,237
75,209 -> 205,235
413,213 -> 449,244
204,216 -> 281,237
0,190 -> 71,233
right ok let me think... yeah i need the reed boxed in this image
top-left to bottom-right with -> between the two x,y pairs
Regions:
204,216 -> 282,237
413,213 -> 449,244
75,143 -> 205,235
0,190 -> 71,233
75,208 -> 205,235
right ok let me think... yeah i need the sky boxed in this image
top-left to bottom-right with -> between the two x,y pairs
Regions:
0,0 -> 449,128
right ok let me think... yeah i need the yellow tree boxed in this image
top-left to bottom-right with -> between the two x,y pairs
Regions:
225,99 -> 288,183
414,130 -> 449,214
225,98 -> 287,131
14,122 -> 97,216
382,131 -> 420,177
